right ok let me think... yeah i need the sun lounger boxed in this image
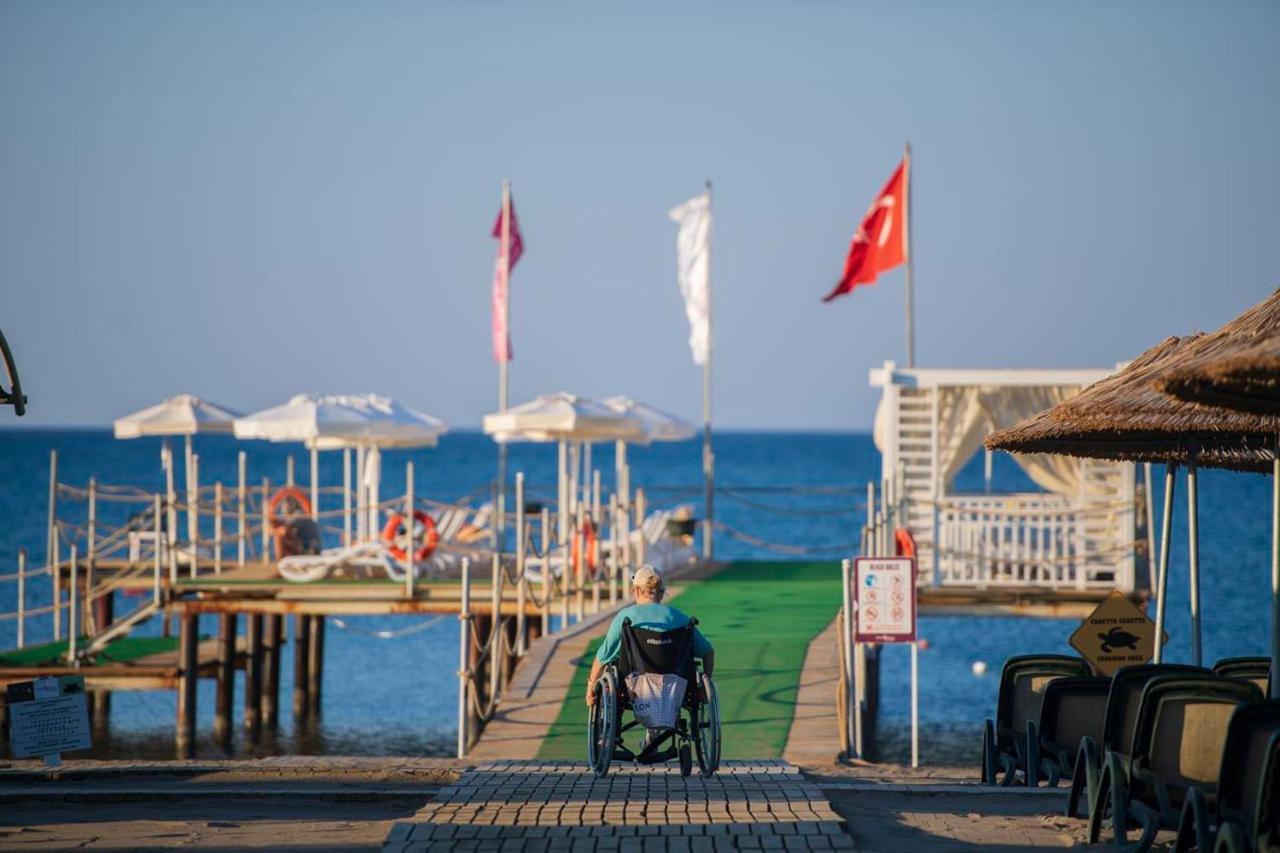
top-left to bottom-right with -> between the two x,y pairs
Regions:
981,654 -> 1091,785
1088,674 -> 1262,849
1215,656 -> 1272,696
1026,675 -> 1110,788
1174,700 -> 1280,853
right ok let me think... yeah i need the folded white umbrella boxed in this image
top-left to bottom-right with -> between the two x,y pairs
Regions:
482,392 -> 646,444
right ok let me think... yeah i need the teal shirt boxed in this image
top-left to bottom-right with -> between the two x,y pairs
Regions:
594,602 -> 713,665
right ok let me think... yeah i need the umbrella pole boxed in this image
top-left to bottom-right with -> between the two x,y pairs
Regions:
1143,463 -> 1157,592
310,447 -> 319,522
1273,441 -> 1279,698
343,449 -> 352,546
355,445 -> 366,541
1186,455 -> 1202,667
1153,462 -> 1178,664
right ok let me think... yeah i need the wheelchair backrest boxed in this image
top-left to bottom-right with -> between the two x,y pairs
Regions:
619,618 -> 696,680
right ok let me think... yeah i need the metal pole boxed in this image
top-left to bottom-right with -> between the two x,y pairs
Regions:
841,558 -> 856,758
540,507 -> 551,636
286,454 -> 295,488
911,640 -> 920,768
46,449 -> 58,641
68,545 -> 78,663
515,471 -> 526,656
214,482 -> 224,574
238,451 -> 247,567
86,477 -> 96,634
17,549 -> 26,649
310,447 -> 319,522
496,179 -> 512,538
355,445 -> 366,541
1272,445 -> 1279,699
153,495 -> 163,606
405,461 -> 415,599
490,552 -> 502,704
903,142 -> 915,368
703,189 -> 715,562
458,557 -> 471,758
261,478 -> 271,560
1186,455 -> 1202,667
608,494 -> 619,605
1153,462 -> 1178,664
343,448 -> 352,545
189,455 -> 200,578
1143,462 -> 1157,592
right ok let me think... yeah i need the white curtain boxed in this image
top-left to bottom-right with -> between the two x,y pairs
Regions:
875,385 -> 1086,496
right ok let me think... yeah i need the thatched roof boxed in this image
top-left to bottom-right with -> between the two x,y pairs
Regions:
1155,288 -> 1280,414
985,333 -> 1280,472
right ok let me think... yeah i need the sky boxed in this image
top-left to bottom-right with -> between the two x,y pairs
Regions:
2,0 -> 1278,430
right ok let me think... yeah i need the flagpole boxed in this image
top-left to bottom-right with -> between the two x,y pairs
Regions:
497,178 -> 512,535
903,142 -> 915,368
703,180 -> 715,562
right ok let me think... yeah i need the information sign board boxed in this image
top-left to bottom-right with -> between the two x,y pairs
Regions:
1068,591 -> 1166,676
852,557 -> 917,644
7,675 -> 91,761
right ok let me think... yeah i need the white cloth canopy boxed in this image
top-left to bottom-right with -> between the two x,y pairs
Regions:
668,192 -> 712,366
483,392 -> 646,444
234,393 -> 447,448
113,394 -> 240,438
603,397 -> 697,444
874,385 -> 1086,495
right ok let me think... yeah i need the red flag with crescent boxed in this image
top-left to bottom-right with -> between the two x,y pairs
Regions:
823,158 -> 908,302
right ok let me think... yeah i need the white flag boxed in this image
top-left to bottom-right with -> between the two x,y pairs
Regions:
668,192 -> 711,366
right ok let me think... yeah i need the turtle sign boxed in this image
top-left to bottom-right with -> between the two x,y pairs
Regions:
1069,591 -> 1166,676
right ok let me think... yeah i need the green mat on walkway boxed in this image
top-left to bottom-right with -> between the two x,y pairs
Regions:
0,635 -> 186,667
536,561 -> 842,760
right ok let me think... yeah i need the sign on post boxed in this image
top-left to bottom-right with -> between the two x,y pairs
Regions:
847,557 -> 920,767
853,557 -> 917,643
1069,591 -> 1166,676
6,675 -> 91,765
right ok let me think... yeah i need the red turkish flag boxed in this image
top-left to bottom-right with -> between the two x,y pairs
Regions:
822,158 -> 908,302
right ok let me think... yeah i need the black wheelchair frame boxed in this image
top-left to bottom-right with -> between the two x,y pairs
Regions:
587,617 -> 721,778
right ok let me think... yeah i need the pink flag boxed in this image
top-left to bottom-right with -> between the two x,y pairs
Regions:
491,199 -> 524,363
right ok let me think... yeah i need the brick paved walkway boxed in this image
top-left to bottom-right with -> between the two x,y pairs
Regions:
382,760 -> 852,851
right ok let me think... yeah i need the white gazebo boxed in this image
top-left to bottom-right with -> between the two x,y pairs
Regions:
869,361 -> 1138,593
235,394 -> 448,540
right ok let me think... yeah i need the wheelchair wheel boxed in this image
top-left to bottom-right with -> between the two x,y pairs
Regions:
587,669 -> 617,778
679,744 -> 693,778
694,674 -> 721,777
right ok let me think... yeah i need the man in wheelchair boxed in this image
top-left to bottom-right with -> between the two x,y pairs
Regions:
584,565 -> 721,777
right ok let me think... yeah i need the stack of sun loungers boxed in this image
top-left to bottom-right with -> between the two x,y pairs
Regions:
982,653 -> 1279,852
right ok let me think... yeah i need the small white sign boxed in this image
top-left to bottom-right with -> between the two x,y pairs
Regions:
852,557 -> 917,644
7,675 -> 91,760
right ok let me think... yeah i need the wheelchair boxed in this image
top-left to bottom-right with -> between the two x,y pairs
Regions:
587,617 -> 721,778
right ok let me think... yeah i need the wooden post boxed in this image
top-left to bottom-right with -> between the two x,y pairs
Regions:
343,448 -> 352,545
307,615 -> 325,716
68,546 -> 78,662
514,472 -> 526,656
608,494 -> 619,605
635,488 -> 647,568
310,447 -> 319,522
292,613 -> 311,721
490,554 -> 502,705
287,455 -> 295,487
214,613 -> 237,744
91,689 -> 111,735
189,455 -> 200,578
261,478 -> 271,559
16,549 -> 26,649
262,614 -> 282,728
176,612 -> 198,758
405,462 -> 415,599
86,477 -> 96,634
244,613 -> 263,734
540,507 -> 551,636
91,587 -> 113,648
153,495 -> 163,607
457,557 -> 471,758
238,452 -> 247,567
574,504 -> 585,622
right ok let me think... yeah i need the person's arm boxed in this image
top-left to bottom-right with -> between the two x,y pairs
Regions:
585,614 -> 625,706
693,626 -> 714,677
585,658 -> 605,706
701,649 -> 715,678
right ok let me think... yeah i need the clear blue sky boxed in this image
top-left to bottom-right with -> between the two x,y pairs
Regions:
3,0 -> 1277,429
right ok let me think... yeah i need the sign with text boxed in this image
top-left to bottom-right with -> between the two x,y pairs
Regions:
7,675 -> 91,760
852,557 -> 917,643
1069,591 -> 1166,676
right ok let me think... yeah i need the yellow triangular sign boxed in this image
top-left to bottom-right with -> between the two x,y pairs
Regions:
1069,591 -> 1168,676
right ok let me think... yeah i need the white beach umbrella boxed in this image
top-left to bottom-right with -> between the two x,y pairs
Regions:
235,394 -> 448,539
114,394 -> 241,547
483,393 -> 646,541
603,396 -> 697,444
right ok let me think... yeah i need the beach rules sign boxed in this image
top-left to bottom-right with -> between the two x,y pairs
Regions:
1069,591 -> 1166,676
6,675 -> 91,764
852,557 -> 917,644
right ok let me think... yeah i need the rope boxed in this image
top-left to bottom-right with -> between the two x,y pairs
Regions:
717,489 -> 867,517
711,520 -> 862,556
329,615 -> 449,639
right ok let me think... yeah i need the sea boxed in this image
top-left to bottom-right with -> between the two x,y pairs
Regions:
0,429 -> 1272,764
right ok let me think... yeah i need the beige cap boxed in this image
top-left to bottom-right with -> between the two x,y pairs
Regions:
631,564 -> 665,593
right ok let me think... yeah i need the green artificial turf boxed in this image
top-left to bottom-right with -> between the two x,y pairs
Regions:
536,561 -> 843,760
0,635 -> 187,667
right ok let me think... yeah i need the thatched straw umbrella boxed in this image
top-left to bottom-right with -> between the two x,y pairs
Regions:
1152,288 -> 1280,696
987,333 -> 1280,666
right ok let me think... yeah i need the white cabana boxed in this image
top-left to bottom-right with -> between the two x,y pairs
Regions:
114,394 -> 241,548
235,394 -> 448,540
483,393 -> 646,543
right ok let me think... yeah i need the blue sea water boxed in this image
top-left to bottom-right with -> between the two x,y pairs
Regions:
0,429 -> 1272,762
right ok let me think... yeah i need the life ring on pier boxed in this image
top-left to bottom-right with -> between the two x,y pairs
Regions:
572,518 -> 599,577
894,528 -> 917,559
268,487 -> 312,527
382,510 -> 440,563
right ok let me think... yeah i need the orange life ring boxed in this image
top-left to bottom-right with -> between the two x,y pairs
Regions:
572,518 -> 599,577
894,528 -> 917,558
268,486 -> 312,528
382,510 -> 440,563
